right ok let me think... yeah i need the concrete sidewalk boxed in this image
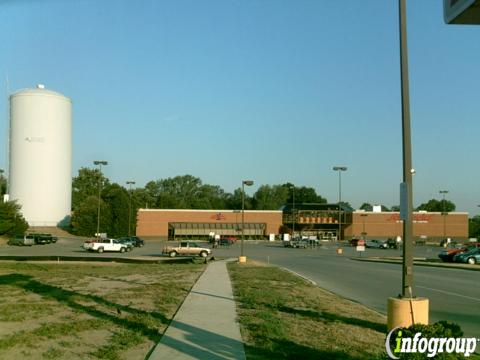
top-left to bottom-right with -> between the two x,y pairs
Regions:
149,260 -> 246,360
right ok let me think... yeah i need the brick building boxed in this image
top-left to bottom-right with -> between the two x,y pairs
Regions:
135,207 -> 469,242
136,209 -> 283,240
344,211 -> 469,242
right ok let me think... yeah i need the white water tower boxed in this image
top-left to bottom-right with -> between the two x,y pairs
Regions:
8,84 -> 72,226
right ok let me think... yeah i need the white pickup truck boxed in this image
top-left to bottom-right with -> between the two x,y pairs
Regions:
83,238 -> 129,253
163,242 -> 212,258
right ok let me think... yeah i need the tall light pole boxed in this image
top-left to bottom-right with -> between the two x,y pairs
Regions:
94,160 -> 108,237
241,180 -> 254,259
127,181 -> 136,236
398,0 -> 415,299
290,185 -> 296,238
333,166 -> 347,241
439,190 -> 449,242
360,213 -> 368,239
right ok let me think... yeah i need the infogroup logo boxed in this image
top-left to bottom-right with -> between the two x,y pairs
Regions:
385,327 -> 478,359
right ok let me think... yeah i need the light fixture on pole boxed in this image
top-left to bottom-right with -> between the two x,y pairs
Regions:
240,180 -> 254,262
332,166 -> 347,241
439,190 -> 449,242
127,181 -> 136,236
93,160 -> 108,237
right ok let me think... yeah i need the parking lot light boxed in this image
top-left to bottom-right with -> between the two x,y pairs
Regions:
332,166 -> 347,242
93,160 -> 108,237
240,180 -> 254,262
127,181 -> 136,236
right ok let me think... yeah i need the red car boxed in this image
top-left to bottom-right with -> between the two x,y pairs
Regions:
438,243 -> 480,262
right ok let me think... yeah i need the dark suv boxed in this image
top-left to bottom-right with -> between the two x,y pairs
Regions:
126,236 -> 145,247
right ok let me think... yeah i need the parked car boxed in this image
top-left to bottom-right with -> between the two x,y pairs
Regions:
83,238 -> 129,253
453,248 -> 480,265
8,234 -> 35,246
29,233 -> 57,245
438,243 -> 480,262
163,242 -> 211,258
127,236 -> 145,247
291,239 -> 309,248
116,237 -> 135,251
219,236 -> 236,246
365,239 -> 388,249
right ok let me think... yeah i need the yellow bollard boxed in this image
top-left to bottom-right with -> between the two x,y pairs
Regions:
387,297 -> 429,331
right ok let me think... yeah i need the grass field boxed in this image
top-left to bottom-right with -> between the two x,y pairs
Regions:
0,261 -> 205,360
229,261 -> 388,360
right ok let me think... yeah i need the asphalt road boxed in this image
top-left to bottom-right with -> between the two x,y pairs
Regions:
214,241 -> 480,337
2,238 -> 479,337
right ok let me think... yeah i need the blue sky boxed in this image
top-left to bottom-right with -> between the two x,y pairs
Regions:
1,0 -> 479,215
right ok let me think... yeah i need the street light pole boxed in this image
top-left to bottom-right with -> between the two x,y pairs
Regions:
127,181 -> 136,236
333,166 -> 347,241
291,186 -> 295,238
93,160 -> 108,237
439,190 -> 449,242
398,0 -> 415,298
241,180 -> 254,260
360,213 -> 368,239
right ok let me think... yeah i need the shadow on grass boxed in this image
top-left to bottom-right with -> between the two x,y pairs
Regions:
272,305 -> 386,333
0,273 -> 169,342
244,338 -> 368,360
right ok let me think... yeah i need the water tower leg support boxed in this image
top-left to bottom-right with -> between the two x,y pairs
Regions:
387,297 -> 429,331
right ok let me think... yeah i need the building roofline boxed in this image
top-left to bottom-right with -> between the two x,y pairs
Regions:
138,209 -> 283,213
353,210 -> 469,215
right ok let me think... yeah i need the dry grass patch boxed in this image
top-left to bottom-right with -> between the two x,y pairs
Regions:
0,261 -> 205,359
229,262 -> 387,360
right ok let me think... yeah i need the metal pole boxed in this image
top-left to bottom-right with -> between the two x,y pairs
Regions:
338,171 -> 342,241
333,166 -> 347,242
94,160 -> 108,237
440,190 -> 448,241
127,181 -> 135,236
241,182 -> 245,257
240,180 -> 254,258
96,164 -> 102,237
292,186 -> 295,238
399,0 -> 414,298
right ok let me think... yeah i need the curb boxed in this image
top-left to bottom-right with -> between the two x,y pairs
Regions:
279,266 -> 317,285
0,255 -> 193,264
351,257 -> 480,271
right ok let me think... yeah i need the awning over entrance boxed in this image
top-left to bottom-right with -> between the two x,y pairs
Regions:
168,222 -> 266,237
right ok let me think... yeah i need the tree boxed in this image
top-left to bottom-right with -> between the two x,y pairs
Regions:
102,183 -> 130,237
253,185 -> 289,210
416,199 -> 456,212
0,201 -> 29,236
339,201 -> 354,211
469,216 -> 480,239
0,171 -> 6,197
283,183 -> 327,204
360,203 -> 373,211
72,167 -> 110,211
391,205 -> 400,212
71,196 -> 98,236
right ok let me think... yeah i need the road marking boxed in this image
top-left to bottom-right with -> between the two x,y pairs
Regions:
416,285 -> 480,303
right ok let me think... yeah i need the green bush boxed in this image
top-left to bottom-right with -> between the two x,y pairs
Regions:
0,201 -> 28,236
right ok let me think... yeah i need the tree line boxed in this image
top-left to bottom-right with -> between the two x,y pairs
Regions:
1,169 -> 479,239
